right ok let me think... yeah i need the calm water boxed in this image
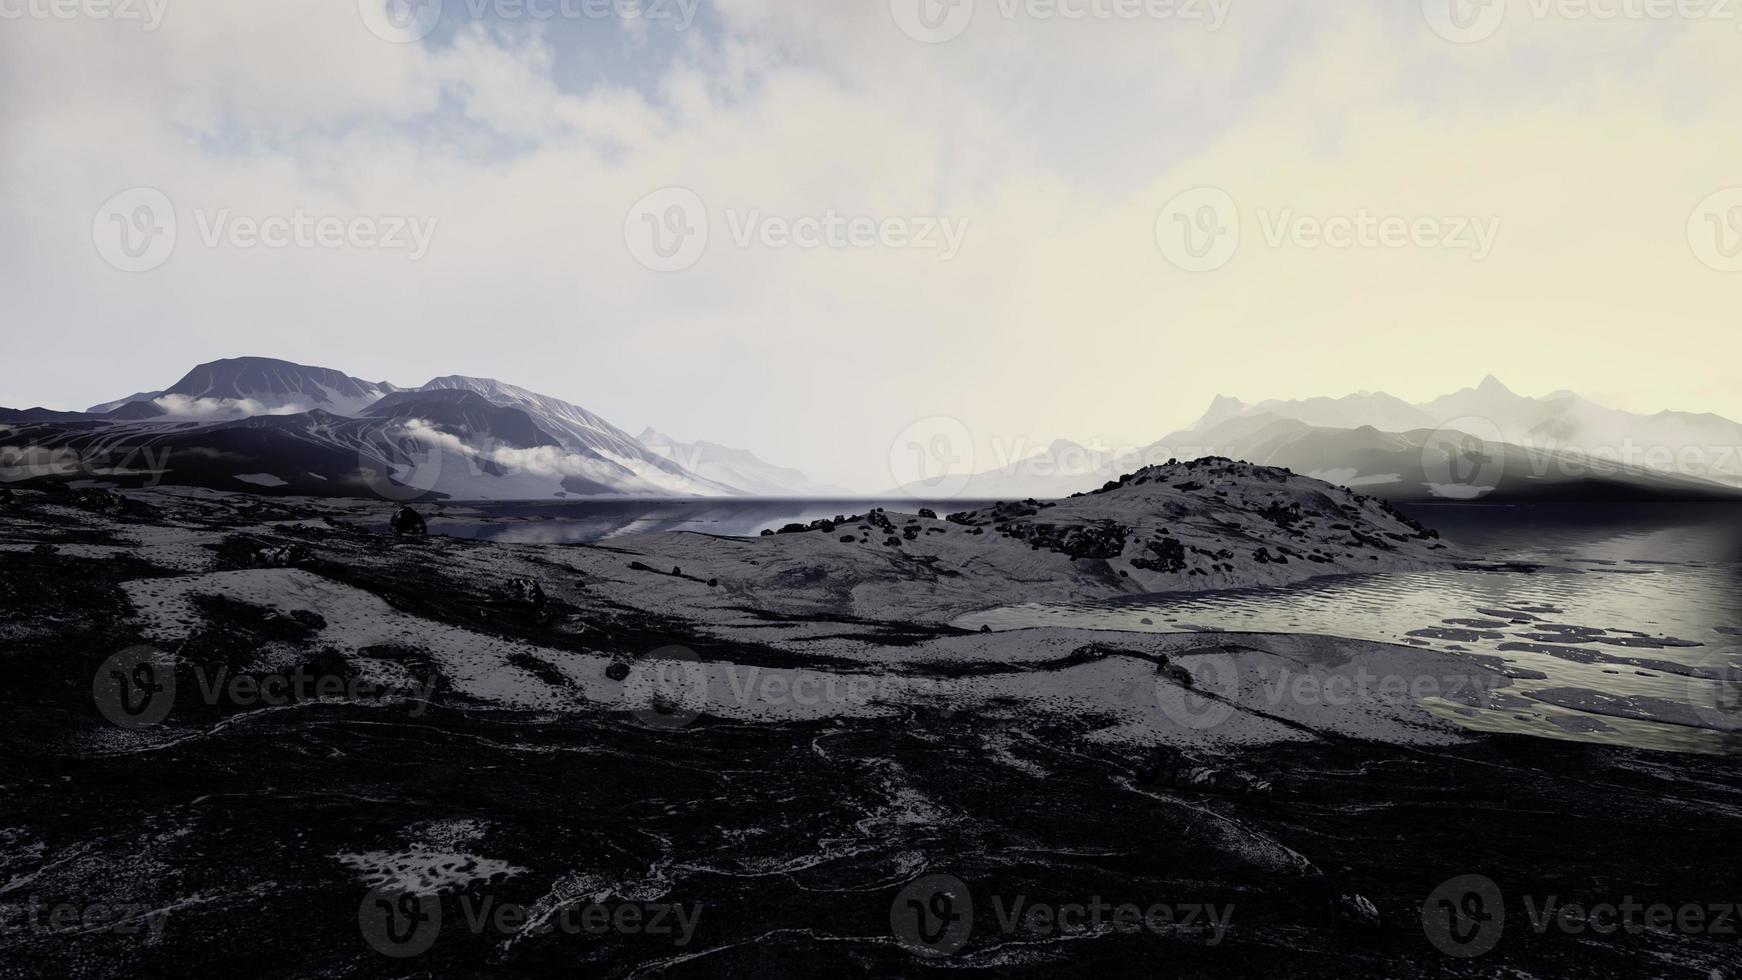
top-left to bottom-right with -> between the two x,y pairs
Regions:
958,504 -> 1742,753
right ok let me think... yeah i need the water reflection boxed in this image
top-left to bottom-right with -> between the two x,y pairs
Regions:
957,504 -> 1742,754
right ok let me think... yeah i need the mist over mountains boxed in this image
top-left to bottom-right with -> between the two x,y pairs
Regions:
3,358 -> 801,499
4,358 -> 1740,503
895,375 -> 1742,503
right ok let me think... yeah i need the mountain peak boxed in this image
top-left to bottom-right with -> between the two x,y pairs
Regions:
1476,374 -> 1513,395
1193,394 -> 1248,431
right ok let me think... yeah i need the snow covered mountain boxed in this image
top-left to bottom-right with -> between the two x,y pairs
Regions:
638,428 -> 849,497
1129,415 -> 1740,502
416,377 -> 738,496
87,356 -> 400,418
908,378 -> 1742,503
1185,376 -> 1742,489
47,358 -> 745,499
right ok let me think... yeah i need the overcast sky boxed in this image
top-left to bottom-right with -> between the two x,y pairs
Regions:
3,0 -> 1739,489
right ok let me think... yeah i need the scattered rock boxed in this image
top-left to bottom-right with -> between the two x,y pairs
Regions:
1334,893 -> 1381,930
390,505 -> 428,538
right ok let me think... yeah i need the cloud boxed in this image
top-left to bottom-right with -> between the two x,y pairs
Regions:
2,3 -> 1738,489
152,394 -> 306,419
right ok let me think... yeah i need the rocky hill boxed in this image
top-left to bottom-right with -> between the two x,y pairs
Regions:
606,458 -> 1455,622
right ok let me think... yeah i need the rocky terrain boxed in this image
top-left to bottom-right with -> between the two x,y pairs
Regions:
1,474 -> 1739,978
601,459 -> 1455,623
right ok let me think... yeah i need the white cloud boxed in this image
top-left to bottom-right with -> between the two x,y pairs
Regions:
152,394 -> 306,419
2,2 -> 1737,489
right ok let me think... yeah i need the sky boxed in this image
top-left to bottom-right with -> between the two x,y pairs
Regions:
3,0 -> 1740,490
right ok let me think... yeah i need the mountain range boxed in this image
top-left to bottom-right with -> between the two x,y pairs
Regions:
894,376 -> 1742,503
1,358 -> 825,499
4,361 -> 1740,503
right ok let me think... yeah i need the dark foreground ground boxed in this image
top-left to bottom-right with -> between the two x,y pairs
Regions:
1,486 -> 1739,978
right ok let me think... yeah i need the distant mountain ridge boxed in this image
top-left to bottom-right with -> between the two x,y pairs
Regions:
638,428 -> 852,498
18,363 -> 1742,503
13,357 -> 824,499
1178,375 -> 1742,490
905,377 -> 1742,503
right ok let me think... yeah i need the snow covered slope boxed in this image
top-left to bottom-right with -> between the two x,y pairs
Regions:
52,359 -> 743,498
416,377 -> 741,496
